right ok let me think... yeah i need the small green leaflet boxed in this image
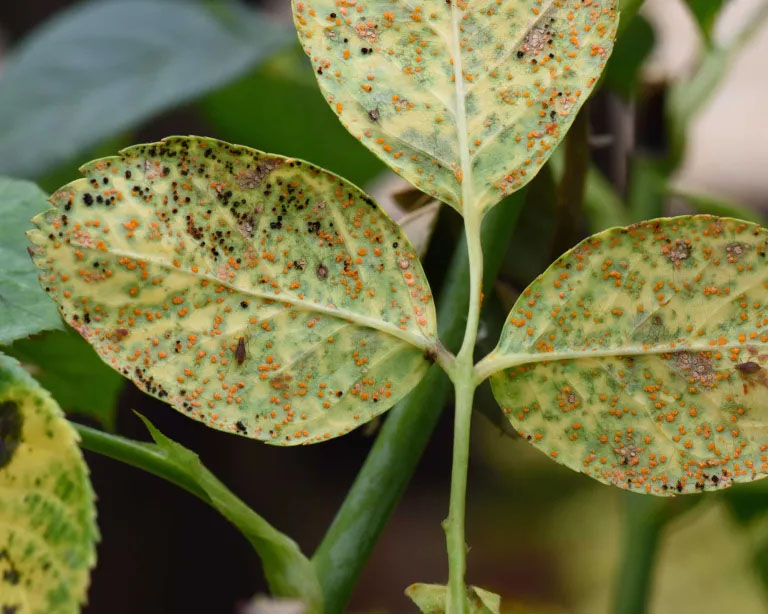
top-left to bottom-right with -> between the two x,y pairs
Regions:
0,177 -> 63,344
0,353 -> 98,613
27,137 -> 438,445
482,216 -> 768,495
293,0 -> 617,215
405,583 -> 501,614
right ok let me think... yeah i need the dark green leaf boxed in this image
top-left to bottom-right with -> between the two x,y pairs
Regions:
0,177 -> 63,343
687,0 -> 726,43
0,0 -> 291,178
605,15 -> 655,98
4,329 -> 124,430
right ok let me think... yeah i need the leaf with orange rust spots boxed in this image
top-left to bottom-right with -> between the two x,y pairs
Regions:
292,0 -> 617,215
480,216 -> 768,495
0,353 -> 98,613
27,136 -> 439,445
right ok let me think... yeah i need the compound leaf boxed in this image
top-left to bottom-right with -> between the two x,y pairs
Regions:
405,583 -> 501,614
292,0 -> 617,215
0,177 -> 64,344
27,137 -> 438,445
482,216 -> 768,495
0,353 -> 98,613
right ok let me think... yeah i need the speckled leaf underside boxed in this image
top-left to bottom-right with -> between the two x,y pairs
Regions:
487,217 -> 768,495
293,0 -> 616,214
0,354 -> 97,614
27,137 -> 437,445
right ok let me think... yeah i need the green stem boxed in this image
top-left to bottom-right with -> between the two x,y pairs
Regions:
444,207 -> 484,614
312,193 -> 525,613
74,422 -> 208,501
551,105 -> 590,260
611,496 -> 664,614
444,375 -> 475,613
74,421 -> 323,610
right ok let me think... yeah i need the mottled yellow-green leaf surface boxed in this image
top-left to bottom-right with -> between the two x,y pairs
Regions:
27,137 -> 438,445
293,0 -> 617,214
483,217 -> 768,495
406,583 -> 501,613
0,353 -> 97,613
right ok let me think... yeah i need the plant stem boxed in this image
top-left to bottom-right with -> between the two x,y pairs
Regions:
611,496 -> 664,614
74,421 -> 208,500
74,420 -> 323,609
551,104 -> 589,260
312,193 -> 525,612
444,206 -> 484,614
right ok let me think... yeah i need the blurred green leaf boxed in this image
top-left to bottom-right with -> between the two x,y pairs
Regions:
686,0 -> 726,44
0,0 -> 291,178
667,4 -> 768,167
549,144 -> 630,234
605,15 -> 654,98
201,46 -> 385,188
618,0 -> 646,37
0,177 -> 62,343
4,329 -> 124,430
669,188 -> 768,225
627,156 -> 666,221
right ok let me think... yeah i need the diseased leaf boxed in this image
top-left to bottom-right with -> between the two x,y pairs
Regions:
0,353 -> 98,613
134,414 -> 322,611
4,329 -> 124,430
0,0 -> 291,178
27,137 -> 438,445
405,583 -> 501,614
201,45 -> 386,189
482,216 -> 768,495
292,0 -> 617,214
0,177 -> 64,344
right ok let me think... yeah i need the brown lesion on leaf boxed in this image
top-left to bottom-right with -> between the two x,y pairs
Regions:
725,242 -> 749,263
614,443 -> 643,467
674,351 -> 716,387
0,400 -> 22,469
355,20 -> 379,43
663,239 -> 692,265
235,159 -> 281,190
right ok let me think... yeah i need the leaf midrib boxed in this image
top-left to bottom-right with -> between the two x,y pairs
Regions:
478,342 -> 768,382
61,240 -> 436,353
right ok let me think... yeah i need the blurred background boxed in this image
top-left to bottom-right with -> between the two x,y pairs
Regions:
2,0 -> 768,612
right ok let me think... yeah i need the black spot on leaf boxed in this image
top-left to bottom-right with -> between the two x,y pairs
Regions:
0,401 -> 22,469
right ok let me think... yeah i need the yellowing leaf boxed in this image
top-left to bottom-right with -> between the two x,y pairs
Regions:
293,0 -> 617,214
405,582 -> 501,614
481,216 -> 768,495
27,137 -> 438,445
0,353 -> 97,613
